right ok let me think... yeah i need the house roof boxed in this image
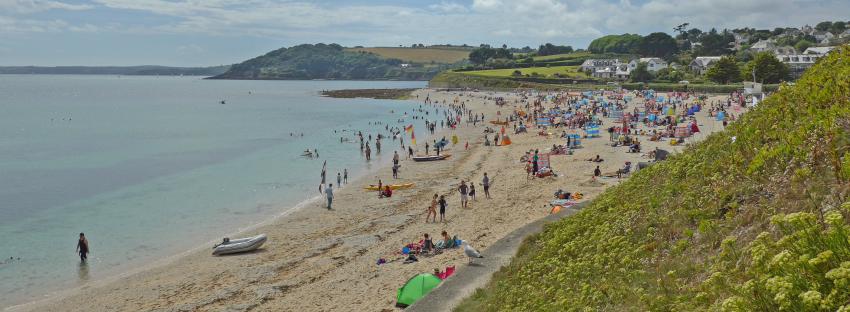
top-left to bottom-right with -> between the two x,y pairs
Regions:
804,46 -> 836,55
690,56 -> 722,67
750,39 -> 776,50
631,57 -> 665,64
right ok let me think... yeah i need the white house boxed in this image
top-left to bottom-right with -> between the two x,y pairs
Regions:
628,57 -> 668,72
614,65 -> 631,80
591,67 -> 614,79
580,59 -> 622,72
776,54 -> 824,79
840,29 -> 850,39
689,56 -> 722,75
812,30 -> 835,44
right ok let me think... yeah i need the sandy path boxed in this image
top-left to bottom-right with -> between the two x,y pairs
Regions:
16,89 -> 733,312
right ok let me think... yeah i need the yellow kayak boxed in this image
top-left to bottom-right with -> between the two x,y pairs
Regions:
364,183 -> 415,191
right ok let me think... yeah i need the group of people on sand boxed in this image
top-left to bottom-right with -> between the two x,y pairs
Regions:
424,173 -> 491,223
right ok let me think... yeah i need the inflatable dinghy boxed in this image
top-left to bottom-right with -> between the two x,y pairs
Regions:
412,155 -> 450,162
212,234 -> 267,255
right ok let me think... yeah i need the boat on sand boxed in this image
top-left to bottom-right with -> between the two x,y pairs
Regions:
212,234 -> 267,255
412,155 -> 450,162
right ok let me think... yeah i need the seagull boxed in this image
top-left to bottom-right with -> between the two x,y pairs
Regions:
462,240 -> 484,264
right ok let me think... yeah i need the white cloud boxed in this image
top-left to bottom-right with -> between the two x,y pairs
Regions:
176,44 -> 205,55
471,0 -> 503,11
428,1 -> 468,13
3,0 -> 850,51
0,0 -> 93,13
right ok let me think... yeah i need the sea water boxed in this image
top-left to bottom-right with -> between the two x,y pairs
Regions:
0,75 -> 426,308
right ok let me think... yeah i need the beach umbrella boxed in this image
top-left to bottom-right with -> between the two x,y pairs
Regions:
396,273 -> 442,307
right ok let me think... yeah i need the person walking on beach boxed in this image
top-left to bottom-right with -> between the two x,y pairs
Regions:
343,169 -> 348,184
408,146 -> 413,159
325,184 -> 334,210
393,151 -> 399,166
337,172 -> 342,187
76,233 -> 89,262
532,150 -> 539,175
482,173 -> 491,199
458,180 -> 469,209
438,195 -> 448,223
427,194 -> 438,223
469,183 -> 476,201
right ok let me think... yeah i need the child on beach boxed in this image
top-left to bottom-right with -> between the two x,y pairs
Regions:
427,194 -> 438,223
469,184 -> 476,201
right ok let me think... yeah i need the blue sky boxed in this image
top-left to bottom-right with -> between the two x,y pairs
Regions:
0,0 -> 847,66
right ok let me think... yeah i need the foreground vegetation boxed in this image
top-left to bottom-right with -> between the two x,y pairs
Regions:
456,46 -> 850,311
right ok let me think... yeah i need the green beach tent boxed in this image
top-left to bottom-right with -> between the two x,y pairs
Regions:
396,273 -> 442,308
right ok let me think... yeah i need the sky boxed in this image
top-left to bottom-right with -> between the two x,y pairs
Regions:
0,0 -> 848,66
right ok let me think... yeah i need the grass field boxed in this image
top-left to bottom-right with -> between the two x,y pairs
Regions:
461,65 -> 588,78
347,47 -> 470,64
530,51 -> 592,61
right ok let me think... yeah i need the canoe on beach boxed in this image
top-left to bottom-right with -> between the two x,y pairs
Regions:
212,234 -> 267,256
364,183 -> 415,191
412,155 -> 450,162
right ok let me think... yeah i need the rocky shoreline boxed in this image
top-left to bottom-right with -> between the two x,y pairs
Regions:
320,88 -> 417,99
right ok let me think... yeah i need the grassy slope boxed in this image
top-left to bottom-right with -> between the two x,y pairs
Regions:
456,46 -> 850,311
461,66 -> 587,79
346,47 -> 470,64
531,51 -> 592,61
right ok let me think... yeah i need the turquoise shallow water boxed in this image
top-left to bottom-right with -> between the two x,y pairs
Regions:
0,75 -> 425,307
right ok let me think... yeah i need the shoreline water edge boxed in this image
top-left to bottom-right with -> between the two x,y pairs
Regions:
10,87 -> 739,312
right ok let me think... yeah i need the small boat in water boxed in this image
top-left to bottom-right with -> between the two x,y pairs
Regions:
412,154 -> 450,162
212,234 -> 267,255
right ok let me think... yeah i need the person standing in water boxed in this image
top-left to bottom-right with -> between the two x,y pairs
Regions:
337,172 -> 342,187
343,169 -> 348,184
76,233 -> 89,262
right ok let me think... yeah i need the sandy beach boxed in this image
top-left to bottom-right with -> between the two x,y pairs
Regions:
14,88 -> 736,312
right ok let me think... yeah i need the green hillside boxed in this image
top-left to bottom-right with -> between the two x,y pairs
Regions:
346,47 -> 470,64
462,65 -> 588,79
210,43 -> 443,80
457,46 -> 850,311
